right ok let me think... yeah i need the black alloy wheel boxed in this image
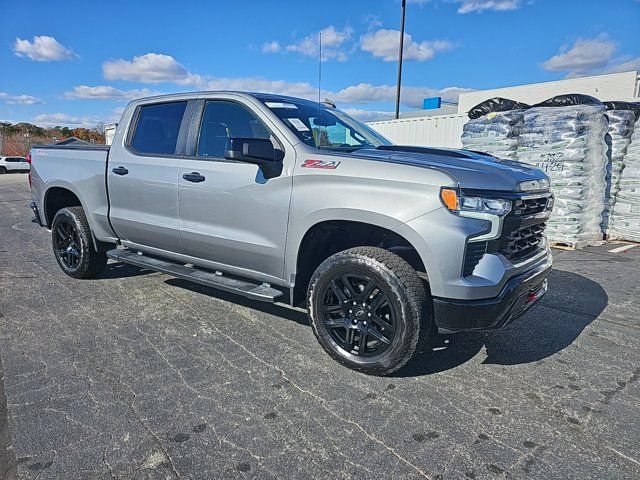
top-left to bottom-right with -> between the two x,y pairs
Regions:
51,207 -> 107,279
320,273 -> 395,357
308,247 -> 430,376
53,220 -> 82,270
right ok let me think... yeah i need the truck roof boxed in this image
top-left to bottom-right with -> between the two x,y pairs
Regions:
128,91 -> 325,109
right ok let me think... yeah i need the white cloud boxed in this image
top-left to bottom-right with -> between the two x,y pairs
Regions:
13,35 -> 77,61
97,52 -> 470,111
103,53 -> 201,85
333,83 -> 471,108
203,76 -> 318,98
63,85 -> 159,101
0,92 -> 43,105
284,25 -> 352,61
101,52 -> 318,96
455,0 -> 521,14
261,41 -> 281,54
360,29 -> 453,62
602,56 -> 640,74
342,108 -> 395,122
541,35 -> 640,77
34,113 -> 113,128
542,37 -> 616,75
362,14 -> 383,29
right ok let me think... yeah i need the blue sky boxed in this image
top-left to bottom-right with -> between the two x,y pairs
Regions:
0,0 -> 639,127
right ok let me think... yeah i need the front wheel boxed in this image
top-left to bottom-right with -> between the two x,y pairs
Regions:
0,167 -> 6,174
307,247 -> 430,376
51,207 -> 107,279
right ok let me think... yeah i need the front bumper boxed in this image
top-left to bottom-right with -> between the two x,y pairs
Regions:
432,258 -> 551,334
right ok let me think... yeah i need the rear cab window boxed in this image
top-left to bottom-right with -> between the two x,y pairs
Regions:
129,101 -> 188,155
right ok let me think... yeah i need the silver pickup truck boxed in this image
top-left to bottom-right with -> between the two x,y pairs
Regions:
29,92 -> 553,375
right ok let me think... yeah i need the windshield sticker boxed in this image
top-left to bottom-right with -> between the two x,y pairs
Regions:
286,118 -> 310,132
265,102 -> 298,109
302,159 -> 341,169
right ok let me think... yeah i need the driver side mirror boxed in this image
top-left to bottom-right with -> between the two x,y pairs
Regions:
225,138 -> 284,179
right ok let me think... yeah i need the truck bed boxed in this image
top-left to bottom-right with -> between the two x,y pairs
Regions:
30,144 -> 115,243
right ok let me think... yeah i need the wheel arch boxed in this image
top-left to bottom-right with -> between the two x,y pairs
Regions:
289,215 -> 427,306
44,185 -> 83,227
43,183 -> 112,252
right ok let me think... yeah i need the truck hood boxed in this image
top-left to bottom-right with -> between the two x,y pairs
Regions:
354,145 -> 547,192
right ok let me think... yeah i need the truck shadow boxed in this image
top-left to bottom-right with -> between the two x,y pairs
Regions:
101,262 -> 157,279
164,278 -> 311,327
114,265 -> 607,377
394,269 -> 608,377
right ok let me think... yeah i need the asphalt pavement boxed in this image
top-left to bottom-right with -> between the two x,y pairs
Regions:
1,173 -> 639,479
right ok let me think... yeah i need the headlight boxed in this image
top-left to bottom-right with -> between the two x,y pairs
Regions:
440,188 -> 511,216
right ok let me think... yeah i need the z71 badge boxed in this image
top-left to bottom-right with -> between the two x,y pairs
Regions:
301,159 -> 341,169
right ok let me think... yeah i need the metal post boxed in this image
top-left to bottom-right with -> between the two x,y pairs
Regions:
395,0 -> 407,120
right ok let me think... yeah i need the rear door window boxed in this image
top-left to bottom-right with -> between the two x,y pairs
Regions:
130,101 -> 188,155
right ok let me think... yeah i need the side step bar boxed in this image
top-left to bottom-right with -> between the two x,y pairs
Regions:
106,249 -> 284,302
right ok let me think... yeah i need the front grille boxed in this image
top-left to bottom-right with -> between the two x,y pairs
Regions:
499,222 -> 546,261
462,192 -> 551,276
512,196 -> 549,216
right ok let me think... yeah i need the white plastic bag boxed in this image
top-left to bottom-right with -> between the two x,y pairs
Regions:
517,104 -> 608,243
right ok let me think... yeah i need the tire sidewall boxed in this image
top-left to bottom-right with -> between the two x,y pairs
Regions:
51,208 -> 90,276
308,253 -> 419,373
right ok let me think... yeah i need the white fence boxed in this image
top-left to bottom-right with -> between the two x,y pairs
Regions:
368,113 -> 468,149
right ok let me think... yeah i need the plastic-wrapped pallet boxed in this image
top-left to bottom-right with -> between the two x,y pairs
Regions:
517,94 -> 608,245
610,112 -> 640,241
461,97 -> 530,160
601,102 -> 638,233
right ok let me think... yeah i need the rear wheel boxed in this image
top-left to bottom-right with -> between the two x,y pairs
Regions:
51,207 -> 107,279
307,247 -> 430,376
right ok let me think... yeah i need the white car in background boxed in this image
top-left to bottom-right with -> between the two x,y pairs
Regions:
0,156 -> 30,174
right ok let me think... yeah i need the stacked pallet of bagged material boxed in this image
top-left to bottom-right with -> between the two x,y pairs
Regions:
610,111 -> 640,242
461,97 -> 530,160
601,102 -> 638,233
517,95 -> 608,245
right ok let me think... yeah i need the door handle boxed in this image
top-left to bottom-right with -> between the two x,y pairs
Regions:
182,172 -> 206,183
112,166 -> 129,176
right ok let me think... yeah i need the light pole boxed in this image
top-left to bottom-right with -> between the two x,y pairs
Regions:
395,0 -> 407,120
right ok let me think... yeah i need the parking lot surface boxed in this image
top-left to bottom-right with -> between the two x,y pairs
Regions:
1,173 -> 639,479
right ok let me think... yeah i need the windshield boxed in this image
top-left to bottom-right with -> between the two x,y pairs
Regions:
261,99 -> 392,151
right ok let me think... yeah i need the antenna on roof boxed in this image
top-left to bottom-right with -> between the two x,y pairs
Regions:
318,31 -> 322,114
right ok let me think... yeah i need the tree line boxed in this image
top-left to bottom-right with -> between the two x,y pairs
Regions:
0,122 -> 106,156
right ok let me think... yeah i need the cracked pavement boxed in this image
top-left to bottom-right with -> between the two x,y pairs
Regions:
0,173 -> 639,479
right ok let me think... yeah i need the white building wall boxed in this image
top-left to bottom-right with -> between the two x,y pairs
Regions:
368,113 -> 467,149
104,124 -> 117,146
458,71 -> 639,113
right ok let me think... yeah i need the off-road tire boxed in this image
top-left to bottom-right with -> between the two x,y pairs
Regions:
51,207 -> 107,279
307,246 -> 430,376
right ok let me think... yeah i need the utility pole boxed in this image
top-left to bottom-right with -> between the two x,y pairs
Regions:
395,0 -> 407,120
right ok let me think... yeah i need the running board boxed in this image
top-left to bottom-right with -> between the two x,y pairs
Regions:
106,249 -> 284,302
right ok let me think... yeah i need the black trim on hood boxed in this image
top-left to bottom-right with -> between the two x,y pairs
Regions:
375,145 -> 481,159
